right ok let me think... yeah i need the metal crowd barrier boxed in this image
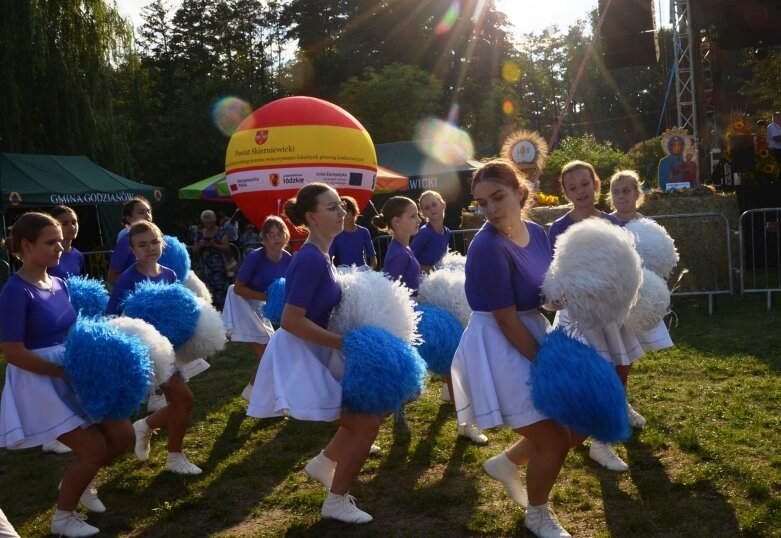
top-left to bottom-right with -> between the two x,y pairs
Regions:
649,212 -> 733,315
738,208 -> 781,311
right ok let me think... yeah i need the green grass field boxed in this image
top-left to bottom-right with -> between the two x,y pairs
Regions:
1,295 -> 780,537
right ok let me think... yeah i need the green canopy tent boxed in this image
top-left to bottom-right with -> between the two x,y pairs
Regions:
0,153 -> 166,249
178,173 -> 233,202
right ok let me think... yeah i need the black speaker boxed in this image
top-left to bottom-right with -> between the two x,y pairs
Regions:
600,0 -> 655,34
602,30 -> 659,69
599,0 -> 659,68
729,135 -> 755,173
693,0 -> 781,49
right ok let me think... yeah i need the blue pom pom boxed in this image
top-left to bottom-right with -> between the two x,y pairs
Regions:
65,276 -> 108,317
64,316 -> 153,420
262,278 -> 285,325
159,235 -> 191,282
122,281 -> 199,348
342,326 -> 427,414
414,305 -> 463,375
531,327 -> 631,443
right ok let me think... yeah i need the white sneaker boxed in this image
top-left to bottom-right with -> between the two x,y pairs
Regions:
304,451 -> 336,488
241,383 -> 253,402
589,441 -> 629,472
180,358 -> 210,379
457,423 -> 488,445
58,480 -> 106,513
440,383 -> 451,402
482,453 -> 528,507
42,440 -> 72,454
524,503 -> 571,538
133,419 -> 153,461
50,511 -> 99,537
627,403 -> 646,428
165,452 -> 202,475
321,493 -> 373,524
368,444 -> 381,456
147,392 -> 167,413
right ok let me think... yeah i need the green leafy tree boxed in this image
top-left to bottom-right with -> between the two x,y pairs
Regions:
337,64 -> 443,143
541,133 -> 624,196
0,0 -> 134,171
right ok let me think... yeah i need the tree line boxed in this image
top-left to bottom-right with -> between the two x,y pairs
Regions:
2,0 -> 779,218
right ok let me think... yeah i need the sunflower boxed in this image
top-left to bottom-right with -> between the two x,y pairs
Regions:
760,149 -> 771,159
732,119 -> 746,132
764,164 -> 776,174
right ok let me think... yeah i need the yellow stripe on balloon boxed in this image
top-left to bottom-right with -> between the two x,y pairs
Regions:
226,125 -> 377,173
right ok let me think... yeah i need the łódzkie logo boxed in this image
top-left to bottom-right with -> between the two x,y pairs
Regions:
269,173 -> 280,187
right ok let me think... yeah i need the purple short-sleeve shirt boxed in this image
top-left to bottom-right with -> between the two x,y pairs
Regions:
237,248 -> 292,292
329,226 -> 376,267
548,212 -> 622,251
465,221 -> 552,312
48,248 -> 84,279
383,239 -> 421,294
0,275 -> 77,348
108,232 -> 135,272
284,243 -> 342,328
105,265 -> 178,315
411,224 -> 451,267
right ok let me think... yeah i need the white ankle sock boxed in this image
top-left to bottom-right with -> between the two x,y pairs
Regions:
53,509 -> 72,521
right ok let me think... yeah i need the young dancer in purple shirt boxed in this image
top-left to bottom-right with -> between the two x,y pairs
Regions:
411,190 -> 451,272
0,212 -> 132,537
329,196 -> 377,269
549,161 -> 643,474
47,205 -> 84,280
224,215 -> 292,399
247,183 -> 380,524
112,221 -> 202,476
451,160 -> 577,538
107,197 -> 153,286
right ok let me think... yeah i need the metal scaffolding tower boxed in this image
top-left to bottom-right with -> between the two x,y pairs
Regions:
672,0 -> 698,145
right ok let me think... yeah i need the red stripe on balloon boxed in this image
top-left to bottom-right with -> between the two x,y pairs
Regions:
235,97 -> 365,132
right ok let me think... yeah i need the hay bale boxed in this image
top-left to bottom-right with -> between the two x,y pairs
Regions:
641,189 -> 738,294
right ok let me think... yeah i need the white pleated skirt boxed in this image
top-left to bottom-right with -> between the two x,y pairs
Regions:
553,308 -> 644,367
221,285 -> 275,344
451,310 -> 551,430
246,329 -> 344,422
637,320 -> 673,352
0,345 -> 92,449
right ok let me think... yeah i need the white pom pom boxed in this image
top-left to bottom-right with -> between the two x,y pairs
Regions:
624,218 -> 679,280
183,270 -> 213,303
627,268 -> 670,332
418,269 -> 471,328
108,316 -> 176,385
543,218 -> 642,331
439,251 -> 466,272
328,267 -> 420,344
175,296 -> 227,363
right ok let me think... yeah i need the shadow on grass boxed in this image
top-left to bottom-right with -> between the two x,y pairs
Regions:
668,296 -> 781,372
597,438 -> 741,537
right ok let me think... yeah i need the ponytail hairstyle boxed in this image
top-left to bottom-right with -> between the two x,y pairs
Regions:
340,195 -> 359,216
121,196 -> 151,226
471,158 -> 532,216
8,212 -> 61,261
50,205 -> 77,221
372,196 -> 417,233
283,183 -> 335,231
